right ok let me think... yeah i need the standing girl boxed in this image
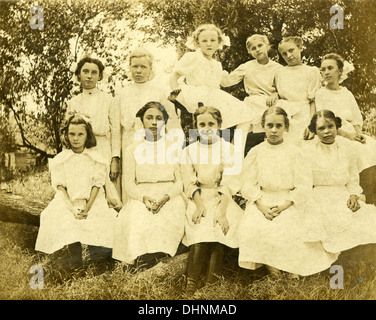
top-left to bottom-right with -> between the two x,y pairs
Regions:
274,36 -> 321,144
221,34 -> 282,138
303,110 -> 376,253
238,107 -> 338,277
180,106 -> 243,296
112,102 -> 186,267
119,47 -> 182,204
170,24 -> 255,154
67,55 -> 122,209
35,114 -> 117,266
315,53 -> 376,173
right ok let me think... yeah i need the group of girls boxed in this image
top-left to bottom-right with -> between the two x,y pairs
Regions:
34,23 -> 376,297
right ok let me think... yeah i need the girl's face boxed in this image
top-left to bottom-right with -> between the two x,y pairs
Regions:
264,114 -> 287,145
142,108 -> 165,140
196,112 -> 220,144
315,117 -> 337,144
249,40 -> 269,63
79,62 -> 100,90
130,57 -> 152,83
320,59 -> 341,85
279,42 -> 302,66
68,124 -> 87,153
197,30 -> 220,59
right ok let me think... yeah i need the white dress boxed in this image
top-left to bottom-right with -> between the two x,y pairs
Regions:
238,141 -> 338,276
174,50 -> 255,129
66,88 -> 122,208
315,86 -> 376,172
275,64 -> 321,144
118,80 -> 183,204
112,138 -> 186,264
221,59 -> 282,132
303,137 -> 376,253
180,138 -> 243,248
35,149 -> 117,254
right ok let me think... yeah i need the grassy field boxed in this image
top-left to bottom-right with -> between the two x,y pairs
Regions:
1,218 -> 376,300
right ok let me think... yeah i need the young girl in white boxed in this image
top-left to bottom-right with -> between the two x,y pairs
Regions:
118,47 -> 182,204
170,24 -> 255,154
238,107 -> 338,277
67,55 -> 122,209
180,106 -> 243,296
112,102 -> 186,267
35,114 -> 117,265
274,36 -> 321,144
303,110 -> 376,253
315,53 -> 376,173
221,34 -> 282,134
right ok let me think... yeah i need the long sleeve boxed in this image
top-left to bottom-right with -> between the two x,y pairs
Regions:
123,145 -> 147,201
285,151 -> 313,205
346,150 -> 363,196
109,95 -> 121,158
240,149 -> 261,203
220,62 -> 247,87
163,163 -> 184,199
180,147 -> 201,200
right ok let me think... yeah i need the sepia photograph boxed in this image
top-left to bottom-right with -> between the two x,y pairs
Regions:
0,0 -> 376,304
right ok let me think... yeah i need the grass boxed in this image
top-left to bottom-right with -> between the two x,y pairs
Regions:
1,220 -> 376,300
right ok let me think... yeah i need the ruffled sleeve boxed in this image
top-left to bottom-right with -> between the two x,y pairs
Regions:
240,147 -> 261,203
307,66 -> 321,102
174,52 -> 200,77
49,151 -> 72,190
346,89 -> 363,127
220,62 -> 248,87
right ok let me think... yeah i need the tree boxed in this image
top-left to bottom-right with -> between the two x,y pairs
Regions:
0,0 -> 138,162
141,0 -> 376,110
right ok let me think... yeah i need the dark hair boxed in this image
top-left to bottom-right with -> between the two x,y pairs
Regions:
308,110 -> 342,134
261,106 -> 289,130
193,106 -> 222,129
136,101 -> 169,124
61,114 -> 97,149
75,57 -> 105,81
321,53 -> 344,71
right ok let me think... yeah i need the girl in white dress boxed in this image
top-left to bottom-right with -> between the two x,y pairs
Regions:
35,114 -> 117,266
315,53 -> 376,173
67,56 -> 122,209
275,36 -> 321,144
180,106 -> 243,296
221,34 -> 283,134
170,24 -> 255,154
118,47 -> 182,204
112,102 -> 186,267
238,107 -> 338,277
303,110 -> 376,253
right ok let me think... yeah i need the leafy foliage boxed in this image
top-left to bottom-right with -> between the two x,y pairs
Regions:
142,0 -> 376,110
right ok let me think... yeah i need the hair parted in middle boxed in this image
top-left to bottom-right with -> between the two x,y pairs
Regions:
136,101 -> 169,124
308,110 -> 342,134
261,106 -> 290,130
61,114 -> 97,149
321,53 -> 345,70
